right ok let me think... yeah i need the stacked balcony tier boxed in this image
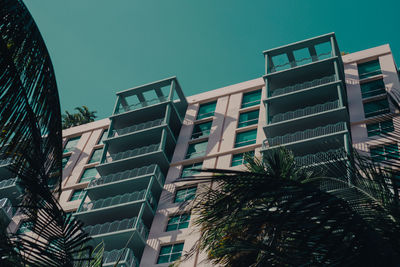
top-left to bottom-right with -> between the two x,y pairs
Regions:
0,198 -> 14,225
87,164 -> 164,199
83,217 -> 148,255
0,158 -> 14,178
103,248 -> 139,267
0,177 -> 21,205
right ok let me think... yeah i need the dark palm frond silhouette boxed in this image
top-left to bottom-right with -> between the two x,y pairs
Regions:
0,0 -> 95,266
176,147 -> 400,267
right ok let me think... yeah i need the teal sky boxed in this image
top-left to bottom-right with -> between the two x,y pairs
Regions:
23,0 -> 400,119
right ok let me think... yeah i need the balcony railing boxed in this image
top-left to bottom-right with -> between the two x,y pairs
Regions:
0,198 -> 14,220
103,248 -> 139,267
105,143 -> 160,163
111,118 -> 164,138
115,96 -> 168,115
83,217 -> 148,240
269,75 -> 336,97
294,148 -> 346,167
270,100 -> 340,124
0,158 -> 12,167
0,177 -> 17,190
264,122 -> 346,148
88,164 -> 163,189
269,52 -> 332,73
78,190 -> 155,213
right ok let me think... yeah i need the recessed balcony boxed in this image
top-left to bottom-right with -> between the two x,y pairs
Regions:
115,96 -> 168,115
87,164 -> 164,199
103,248 -> 139,267
262,122 -> 348,153
0,158 -> 14,178
83,217 -> 148,253
294,148 -> 347,167
75,191 -> 156,225
0,178 -> 21,204
0,198 -> 14,225
110,118 -> 164,139
268,52 -> 333,74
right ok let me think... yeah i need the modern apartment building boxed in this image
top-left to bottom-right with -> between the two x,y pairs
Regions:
2,33 -> 399,266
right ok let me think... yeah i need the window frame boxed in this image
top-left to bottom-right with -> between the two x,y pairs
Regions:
191,121 -> 212,140
181,162 -> 203,178
63,136 -> 81,154
357,59 -> 382,80
360,78 -> 386,99
174,186 -> 197,203
196,101 -> 217,120
231,151 -> 255,167
88,148 -> 103,164
241,89 -> 262,109
69,189 -> 85,201
366,119 -> 394,137
157,242 -> 184,264
185,140 -> 208,159
370,143 -> 400,162
165,213 -> 191,232
97,129 -> 109,145
234,129 -> 258,148
238,109 -> 259,128
363,98 -> 390,118
79,167 -> 98,183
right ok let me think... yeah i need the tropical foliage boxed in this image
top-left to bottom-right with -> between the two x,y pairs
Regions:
178,147 -> 400,266
62,106 -> 97,129
0,1 -> 97,266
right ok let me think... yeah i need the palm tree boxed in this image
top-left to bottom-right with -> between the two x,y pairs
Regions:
0,1 -> 100,266
62,106 -> 97,129
177,149 -> 400,266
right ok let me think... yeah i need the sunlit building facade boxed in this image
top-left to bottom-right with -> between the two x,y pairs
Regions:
2,33 -> 399,266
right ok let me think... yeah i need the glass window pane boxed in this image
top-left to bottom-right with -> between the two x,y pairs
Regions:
80,167 -> 98,183
158,243 -> 184,264
98,129 -> 108,144
238,110 -> 259,128
62,156 -> 70,169
186,141 -> 208,159
241,90 -> 261,108
88,148 -> 103,164
235,129 -> 257,148
231,151 -> 255,166
197,102 -> 217,120
64,136 -> 80,153
175,187 -> 197,203
70,189 -> 84,201
367,119 -> 394,137
358,60 -> 381,79
363,99 -> 389,118
181,162 -> 203,178
157,255 -> 170,264
172,243 -> 184,253
360,79 -> 385,98
192,121 -> 212,139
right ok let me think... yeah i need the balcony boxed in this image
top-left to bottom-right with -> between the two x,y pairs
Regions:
269,75 -> 336,97
271,100 -> 340,124
111,118 -> 164,138
106,144 -> 159,163
294,148 -> 347,167
0,178 -> 21,204
115,96 -> 168,115
87,164 -> 164,199
103,248 -> 139,267
83,217 -> 148,252
269,52 -> 332,73
263,122 -> 347,150
75,190 -> 156,225
0,198 -> 14,224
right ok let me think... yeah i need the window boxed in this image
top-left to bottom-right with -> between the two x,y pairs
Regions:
79,167 -> 98,183
241,89 -> 261,108
17,220 -> 33,234
174,187 -> 197,203
62,156 -> 70,169
197,101 -> 216,120
358,59 -> 381,80
166,213 -> 191,231
69,189 -> 85,201
47,177 -> 58,189
360,79 -> 386,98
186,140 -> 208,159
235,129 -> 257,148
63,136 -> 80,153
88,148 -> 103,164
181,162 -> 203,178
157,243 -> 184,264
98,129 -> 108,144
238,110 -> 259,128
370,143 -> 400,162
366,119 -> 394,137
231,151 -> 255,167
191,121 -> 212,139
363,98 -> 390,118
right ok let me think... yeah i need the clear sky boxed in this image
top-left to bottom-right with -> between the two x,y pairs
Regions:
23,0 -> 400,119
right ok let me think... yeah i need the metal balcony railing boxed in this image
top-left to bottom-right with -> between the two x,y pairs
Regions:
115,96 -> 168,115
103,248 -> 139,267
83,217 -> 148,240
0,158 -> 12,166
88,164 -> 163,188
264,122 -> 346,148
78,190 -> 155,213
269,52 -> 332,73
105,143 -> 160,163
294,148 -> 346,166
111,118 -> 164,138
0,177 -> 17,190
270,100 -> 340,124
0,198 -> 14,220
269,75 -> 336,97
